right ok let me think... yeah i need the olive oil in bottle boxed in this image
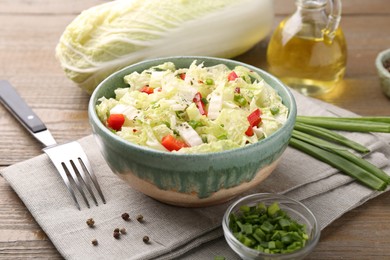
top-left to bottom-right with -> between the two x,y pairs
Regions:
267,0 -> 347,97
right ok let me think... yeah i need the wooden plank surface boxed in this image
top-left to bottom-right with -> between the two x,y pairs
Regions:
0,0 -> 390,259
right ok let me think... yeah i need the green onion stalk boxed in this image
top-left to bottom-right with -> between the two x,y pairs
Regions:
289,116 -> 390,191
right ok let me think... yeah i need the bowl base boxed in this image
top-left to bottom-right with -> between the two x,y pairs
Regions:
116,158 -> 280,207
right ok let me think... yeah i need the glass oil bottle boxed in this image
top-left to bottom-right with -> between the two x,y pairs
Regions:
267,0 -> 347,96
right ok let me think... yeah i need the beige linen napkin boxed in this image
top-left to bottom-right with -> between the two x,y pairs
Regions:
1,90 -> 389,260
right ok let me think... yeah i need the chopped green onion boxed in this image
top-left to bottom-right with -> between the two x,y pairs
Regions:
279,218 -> 291,230
257,202 -> 267,213
188,120 -> 204,129
229,202 -> 309,254
254,228 -> 266,240
270,106 -> 280,115
234,94 -> 247,106
240,205 -> 251,212
260,221 -> 274,233
205,78 -> 214,85
242,223 -> 253,234
217,134 -> 228,140
267,202 -> 280,217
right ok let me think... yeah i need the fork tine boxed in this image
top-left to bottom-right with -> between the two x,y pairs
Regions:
62,161 -> 90,209
78,153 -> 106,204
48,159 -> 81,210
71,159 -> 98,206
44,141 -> 106,209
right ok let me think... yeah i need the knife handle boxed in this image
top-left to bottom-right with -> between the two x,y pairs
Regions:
0,80 -> 46,133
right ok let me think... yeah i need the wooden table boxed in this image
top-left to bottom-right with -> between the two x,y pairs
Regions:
1,0 -> 389,258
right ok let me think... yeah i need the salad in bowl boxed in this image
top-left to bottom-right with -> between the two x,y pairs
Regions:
96,61 -> 288,154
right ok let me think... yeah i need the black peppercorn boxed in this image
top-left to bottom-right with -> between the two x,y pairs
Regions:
113,231 -> 120,239
143,235 -> 150,244
114,228 -> 120,233
86,218 -> 95,228
91,239 -> 98,246
120,228 -> 127,234
136,214 -> 144,222
121,212 -> 130,221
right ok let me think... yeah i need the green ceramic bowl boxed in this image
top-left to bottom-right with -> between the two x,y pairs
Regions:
375,48 -> 390,98
88,56 -> 297,207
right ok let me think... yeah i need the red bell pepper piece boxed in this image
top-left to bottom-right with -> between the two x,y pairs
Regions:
161,134 -> 188,151
107,114 -> 125,131
247,108 -> 262,127
140,85 -> 154,94
227,71 -> 238,81
245,109 -> 262,136
245,126 -> 254,136
179,73 -> 186,80
193,92 -> 207,116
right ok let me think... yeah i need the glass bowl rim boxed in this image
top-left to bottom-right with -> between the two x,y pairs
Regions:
222,192 -> 321,258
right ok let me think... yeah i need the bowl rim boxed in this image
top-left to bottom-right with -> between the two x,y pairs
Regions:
375,48 -> 390,77
222,192 -> 321,258
88,56 -> 297,158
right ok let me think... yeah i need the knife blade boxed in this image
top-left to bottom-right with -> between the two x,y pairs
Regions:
0,80 -> 57,147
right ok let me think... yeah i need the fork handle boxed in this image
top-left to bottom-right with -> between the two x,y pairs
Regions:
0,80 -> 46,133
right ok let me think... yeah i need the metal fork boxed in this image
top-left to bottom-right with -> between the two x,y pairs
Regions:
0,80 -> 106,210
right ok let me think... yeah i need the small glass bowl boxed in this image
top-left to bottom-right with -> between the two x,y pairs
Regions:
222,193 -> 320,260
